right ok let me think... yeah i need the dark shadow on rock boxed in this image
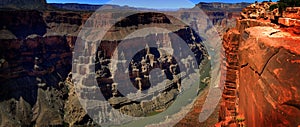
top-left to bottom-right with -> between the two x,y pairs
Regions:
0,10 -> 47,39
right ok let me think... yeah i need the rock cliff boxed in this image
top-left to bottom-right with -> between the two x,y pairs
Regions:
0,34 -> 75,126
0,8 -> 96,125
217,3 -> 300,126
238,26 -> 300,126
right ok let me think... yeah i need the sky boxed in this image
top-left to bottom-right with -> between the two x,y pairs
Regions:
47,0 -> 259,9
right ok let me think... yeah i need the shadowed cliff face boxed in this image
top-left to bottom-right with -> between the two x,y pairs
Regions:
0,9 -> 90,126
0,0 -> 46,10
0,10 -> 47,39
0,35 -> 73,126
0,10 -> 90,39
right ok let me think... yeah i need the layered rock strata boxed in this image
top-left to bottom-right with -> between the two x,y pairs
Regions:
217,5 -> 300,126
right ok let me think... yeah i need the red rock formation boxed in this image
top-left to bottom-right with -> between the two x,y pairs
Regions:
283,7 -> 300,20
218,28 -> 240,126
238,26 -> 300,126
218,8 -> 300,127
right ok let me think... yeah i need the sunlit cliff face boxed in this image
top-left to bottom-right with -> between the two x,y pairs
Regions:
217,2 -> 300,126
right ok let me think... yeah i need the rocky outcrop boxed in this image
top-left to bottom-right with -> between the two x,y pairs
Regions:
277,7 -> 300,34
236,19 -> 277,33
240,2 -> 277,20
217,28 -> 240,126
217,5 -> 300,126
238,26 -> 300,126
63,75 -> 92,126
283,7 -> 300,20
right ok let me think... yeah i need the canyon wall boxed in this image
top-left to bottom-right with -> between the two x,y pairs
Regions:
218,18 -> 300,127
0,9 -> 209,126
0,34 -> 78,126
0,10 -> 93,126
0,1 -> 249,126
238,26 -> 300,126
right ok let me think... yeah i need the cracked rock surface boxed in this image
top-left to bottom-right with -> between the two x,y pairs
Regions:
219,24 -> 300,126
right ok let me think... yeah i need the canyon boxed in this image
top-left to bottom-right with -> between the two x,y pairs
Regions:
0,2 -> 225,126
2,0 -> 299,127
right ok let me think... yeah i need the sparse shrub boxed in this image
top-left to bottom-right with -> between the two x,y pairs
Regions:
236,117 -> 245,122
269,4 -> 278,11
277,0 -> 300,13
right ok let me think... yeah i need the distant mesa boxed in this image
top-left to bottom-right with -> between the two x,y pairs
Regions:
196,2 -> 251,12
49,3 -> 103,11
49,3 -> 138,11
